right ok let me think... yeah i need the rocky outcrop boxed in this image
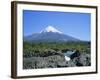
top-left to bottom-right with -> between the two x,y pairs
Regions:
23,49 -> 91,69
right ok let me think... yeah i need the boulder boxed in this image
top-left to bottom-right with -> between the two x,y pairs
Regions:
70,50 -> 81,59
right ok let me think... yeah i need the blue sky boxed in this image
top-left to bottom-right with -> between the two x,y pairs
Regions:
23,10 -> 91,41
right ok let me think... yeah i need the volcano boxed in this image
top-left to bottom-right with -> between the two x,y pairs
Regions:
24,26 -> 80,42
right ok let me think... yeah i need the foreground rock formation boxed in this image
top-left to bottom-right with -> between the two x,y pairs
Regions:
23,49 -> 91,69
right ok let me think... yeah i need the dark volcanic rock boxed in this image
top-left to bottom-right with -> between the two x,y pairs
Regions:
77,53 -> 91,66
70,50 -> 81,59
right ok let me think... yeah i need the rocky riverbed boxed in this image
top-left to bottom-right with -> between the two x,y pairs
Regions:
23,49 -> 91,69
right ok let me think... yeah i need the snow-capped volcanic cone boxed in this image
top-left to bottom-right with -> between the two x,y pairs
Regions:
24,26 -> 80,42
40,26 -> 62,34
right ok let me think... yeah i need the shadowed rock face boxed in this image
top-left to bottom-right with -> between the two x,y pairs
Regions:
70,50 -> 81,59
68,50 -> 91,67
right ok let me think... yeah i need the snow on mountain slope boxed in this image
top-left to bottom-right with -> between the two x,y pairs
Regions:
40,26 -> 62,34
